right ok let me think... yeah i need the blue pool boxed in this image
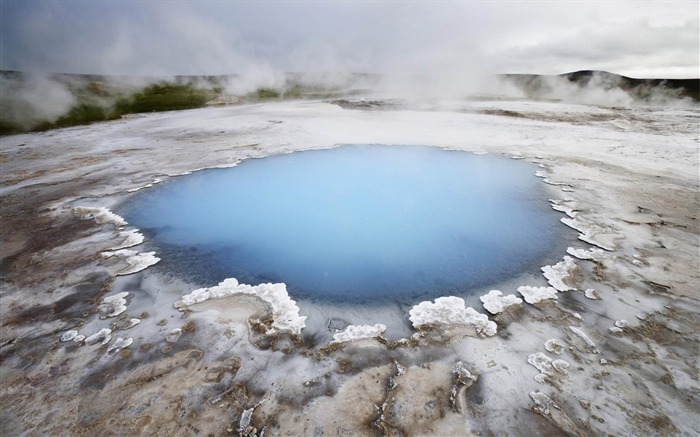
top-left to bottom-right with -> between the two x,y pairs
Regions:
119,145 -> 564,303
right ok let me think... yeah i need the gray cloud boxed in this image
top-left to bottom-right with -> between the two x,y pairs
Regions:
497,13 -> 699,78
1,0 -> 698,79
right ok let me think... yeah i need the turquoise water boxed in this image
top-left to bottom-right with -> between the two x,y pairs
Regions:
119,145 -> 563,303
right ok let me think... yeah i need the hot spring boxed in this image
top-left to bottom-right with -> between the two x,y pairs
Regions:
119,145 -> 565,304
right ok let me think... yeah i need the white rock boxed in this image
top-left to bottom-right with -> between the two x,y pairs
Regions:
175,278 -> 306,335
584,289 -> 601,300
479,290 -> 522,314
107,337 -> 133,353
517,286 -> 558,304
614,320 -> 629,328
332,324 -> 386,344
452,361 -> 478,391
99,292 -> 129,318
60,330 -> 79,342
566,247 -> 612,262
544,339 -> 566,355
126,318 -> 141,329
529,352 -> 570,382
74,206 -> 127,227
561,217 -> 616,251
549,199 -> 578,218
102,250 -> 160,275
541,256 -> 579,291
85,328 -> 112,346
530,391 -> 555,415
570,327 -> 599,353
552,359 -> 570,375
238,408 -> 254,434
166,328 -> 182,343
528,352 -> 553,376
452,361 -> 477,382
108,229 -> 144,250
238,399 -> 265,435
409,296 -> 497,337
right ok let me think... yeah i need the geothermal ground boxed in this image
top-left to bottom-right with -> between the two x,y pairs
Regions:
1,98 -> 698,436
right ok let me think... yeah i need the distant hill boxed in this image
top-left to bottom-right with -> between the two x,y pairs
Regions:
501,70 -> 699,102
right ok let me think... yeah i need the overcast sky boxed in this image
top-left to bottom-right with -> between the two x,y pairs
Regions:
1,0 -> 698,79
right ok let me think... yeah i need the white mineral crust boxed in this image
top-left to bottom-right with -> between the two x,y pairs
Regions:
331,324 -> 387,343
479,289 -> 523,314
409,296 -> 497,337
175,278 -> 307,335
541,256 -> 579,291
517,286 -> 559,304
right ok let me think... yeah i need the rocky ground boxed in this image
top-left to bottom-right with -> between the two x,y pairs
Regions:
1,99 -> 698,436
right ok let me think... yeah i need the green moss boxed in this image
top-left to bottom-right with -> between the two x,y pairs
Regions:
283,84 -> 304,98
27,103 -> 117,132
0,73 -> 353,136
1,81 -> 220,135
246,84 -> 344,101
253,87 -> 281,100
113,83 -> 217,114
57,103 -> 114,125
0,120 -> 23,136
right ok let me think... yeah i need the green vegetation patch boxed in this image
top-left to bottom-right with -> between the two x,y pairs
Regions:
114,83 -> 218,113
34,103 -> 118,131
0,71 -> 359,135
0,73 -> 222,135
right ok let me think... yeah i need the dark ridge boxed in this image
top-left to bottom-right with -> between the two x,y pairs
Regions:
564,70 -> 699,100
501,70 -> 700,101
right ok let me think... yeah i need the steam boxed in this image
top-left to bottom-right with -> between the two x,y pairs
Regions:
0,1 -> 697,132
0,73 -> 76,128
499,72 -> 697,107
219,65 -> 286,97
